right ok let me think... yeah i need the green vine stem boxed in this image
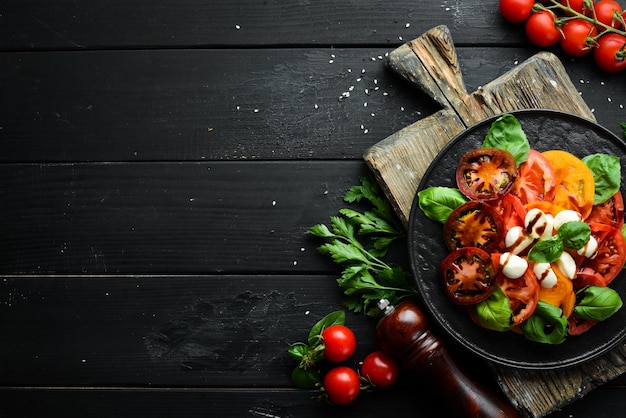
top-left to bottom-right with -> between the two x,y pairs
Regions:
537,0 -> 626,41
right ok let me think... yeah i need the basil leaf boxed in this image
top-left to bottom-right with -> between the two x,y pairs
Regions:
582,153 -> 621,205
308,310 -> 345,346
574,286 -> 623,321
520,301 -> 568,345
417,186 -> 468,223
482,113 -> 530,166
558,221 -> 591,251
472,287 -> 513,332
288,342 -> 310,361
291,366 -> 320,389
527,236 -> 563,263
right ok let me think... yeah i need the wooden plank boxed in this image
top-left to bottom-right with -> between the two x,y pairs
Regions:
0,161 -> 399,274
0,0 -> 526,50
1,48 -> 624,163
0,385 -> 623,418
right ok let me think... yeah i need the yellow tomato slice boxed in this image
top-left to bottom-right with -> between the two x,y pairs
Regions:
538,265 -> 575,318
524,200 -> 566,217
542,150 -> 595,219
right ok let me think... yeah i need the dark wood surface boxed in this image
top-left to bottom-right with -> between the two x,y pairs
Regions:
1,1 -> 625,417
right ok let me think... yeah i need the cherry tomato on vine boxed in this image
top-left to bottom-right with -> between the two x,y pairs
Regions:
439,247 -> 498,305
560,19 -> 598,57
499,0 -> 536,23
323,366 -> 360,405
594,0 -> 624,30
322,324 -> 356,362
360,351 -> 399,388
594,33 -> 626,72
560,0 -> 588,14
525,10 -> 561,47
455,147 -> 518,201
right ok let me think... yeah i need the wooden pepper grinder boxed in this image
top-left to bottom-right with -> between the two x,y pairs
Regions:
375,299 -> 520,418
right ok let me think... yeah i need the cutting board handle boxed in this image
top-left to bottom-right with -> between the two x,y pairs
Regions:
376,299 -> 519,418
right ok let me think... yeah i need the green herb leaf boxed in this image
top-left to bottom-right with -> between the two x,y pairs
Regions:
288,342 -> 310,361
559,221 -> 591,251
528,236 -> 564,263
291,366 -> 320,389
582,153 -> 621,205
417,186 -> 468,223
520,301 -> 568,345
472,287 -> 514,332
574,286 -> 623,321
482,113 -> 530,166
308,311 -> 345,347
621,122 -> 626,140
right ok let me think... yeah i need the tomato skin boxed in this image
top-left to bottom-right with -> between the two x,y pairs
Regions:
582,222 -> 626,285
499,0 -> 536,23
490,192 -> 527,230
568,315 -> 598,336
594,0 -> 623,30
322,325 -> 356,363
360,351 -> 399,388
497,268 -> 540,325
443,200 -> 505,253
510,149 -> 556,204
440,247 -> 498,305
456,147 -> 518,201
525,10 -> 561,47
586,190 -> 625,231
560,19 -> 597,57
323,366 -> 360,405
559,0 -> 588,14
594,33 -> 626,73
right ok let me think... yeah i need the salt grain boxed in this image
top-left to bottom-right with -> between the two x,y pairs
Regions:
235,24 -> 241,30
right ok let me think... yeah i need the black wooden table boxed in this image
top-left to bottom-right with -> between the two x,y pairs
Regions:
1,1 -> 625,417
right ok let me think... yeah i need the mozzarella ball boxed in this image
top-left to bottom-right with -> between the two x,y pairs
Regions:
577,235 -> 598,258
525,208 -> 554,240
505,226 -> 534,254
499,252 -> 528,279
553,210 -> 582,230
533,262 -> 558,288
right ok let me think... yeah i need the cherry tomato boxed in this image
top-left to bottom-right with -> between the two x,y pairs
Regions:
525,10 -> 561,47
542,150 -> 596,219
443,200 -> 505,253
499,0 -> 536,23
593,33 -> 626,73
560,0 -> 588,14
538,264 -> 576,318
497,268 -> 540,325
360,351 -> 399,388
510,149 -> 556,204
456,147 -> 518,201
560,19 -> 597,57
440,247 -> 498,305
322,325 -> 356,363
490,192 -> 528,230
586,190 -> 625,231
323,366 -> 360,405
594,0 -> 623,30
581,222 -> 626,285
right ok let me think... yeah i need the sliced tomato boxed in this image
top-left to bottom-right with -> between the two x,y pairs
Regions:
586,190 -> 625,231
573,266 -> 607,289
497,269 -> 540,325
524,200 -> 567,217
510,149 -> 556,204
443,200 -> 505,253
439,247 -> 498,305
581,222 -> 626,285
489,192 -> 527,230
456,148 -> 518,201
542,150 -> 595,219
538,264 -> 576,318
568,315 -> 597,336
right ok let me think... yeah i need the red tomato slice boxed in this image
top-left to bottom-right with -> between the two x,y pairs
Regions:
510,149 -> 556,204
439,247 -> 498,305
497,269 -> 540,325
443,200 -> 505,253
456,148 -> 518,201
568,315 -> 598,336
573,266 -> 607,289
582,222 -> 626,285
490,192 -> 527,230
586,190 -> 625,231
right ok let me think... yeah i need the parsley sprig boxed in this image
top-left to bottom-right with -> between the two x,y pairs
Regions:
308,176 -> 417,316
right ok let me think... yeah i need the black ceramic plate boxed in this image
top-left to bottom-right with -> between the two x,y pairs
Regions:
408,109 -> 626,370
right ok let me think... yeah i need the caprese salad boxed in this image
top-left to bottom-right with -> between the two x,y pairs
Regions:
418,113 -> 624,344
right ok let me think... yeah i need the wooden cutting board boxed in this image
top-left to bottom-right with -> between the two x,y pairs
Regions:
364,25 -> 626,418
